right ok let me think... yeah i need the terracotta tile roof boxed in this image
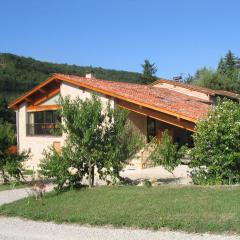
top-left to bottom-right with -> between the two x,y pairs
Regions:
55,74 -> 209,122
214,90 -> 240,100
150,79 -> 216,95
151,78 -> 240,100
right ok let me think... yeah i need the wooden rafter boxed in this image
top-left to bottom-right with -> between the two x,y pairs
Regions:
39,88 -> 47,94
25,97 -> 33,103
33,88 -> 60,106
117,99 -> 195,132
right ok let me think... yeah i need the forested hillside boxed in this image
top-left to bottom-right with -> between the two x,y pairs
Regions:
0,53 -> 142,101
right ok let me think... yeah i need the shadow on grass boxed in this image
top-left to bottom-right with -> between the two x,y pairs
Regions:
119,176 -> 181,185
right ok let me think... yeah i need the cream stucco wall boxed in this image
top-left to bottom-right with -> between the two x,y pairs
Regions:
60,82 -> 114,109
18,102 -> 63,170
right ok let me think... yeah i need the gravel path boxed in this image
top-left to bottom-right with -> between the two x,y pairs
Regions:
0,185 -> 54,205
0,217 -> 239,240
121,165 -> 192,184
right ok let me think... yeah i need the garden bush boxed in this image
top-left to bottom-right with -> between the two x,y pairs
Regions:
148,130 -> 181,173
0,122 -> 29,183
191,98 -> 240,184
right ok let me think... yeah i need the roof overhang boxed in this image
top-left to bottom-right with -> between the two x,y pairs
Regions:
9,74 -> 198,130
9,75 -> 61,109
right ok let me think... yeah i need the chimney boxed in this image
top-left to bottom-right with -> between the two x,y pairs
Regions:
85,72 -> 96,79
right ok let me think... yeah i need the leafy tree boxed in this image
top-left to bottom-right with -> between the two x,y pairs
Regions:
193,68 -> 224,90
193,50 -> 240,93
40,95 -> 143,189
0,96 -> 15,124
148,130 -> 181,173
0,123 -> 29,183
141,59 -> 157,84
190,99 -> 240,185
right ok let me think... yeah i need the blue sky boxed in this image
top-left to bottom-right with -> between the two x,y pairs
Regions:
1,0 -> 240,78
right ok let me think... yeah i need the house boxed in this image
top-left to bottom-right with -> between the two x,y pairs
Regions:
9,73 -> 239,169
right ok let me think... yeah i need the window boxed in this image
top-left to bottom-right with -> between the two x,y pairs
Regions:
147,117 -> 156,142
26,110 -> 61,136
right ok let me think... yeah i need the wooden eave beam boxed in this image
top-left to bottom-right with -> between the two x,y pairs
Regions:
116,99 -> 196,132
27,104 -> 60,112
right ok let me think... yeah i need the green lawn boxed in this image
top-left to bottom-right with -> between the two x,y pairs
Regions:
0,185 -> 239,233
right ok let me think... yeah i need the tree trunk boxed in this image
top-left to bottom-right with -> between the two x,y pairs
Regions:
1,169 -> 9,184
91,166 -> 94,187
88,160 -> 92,188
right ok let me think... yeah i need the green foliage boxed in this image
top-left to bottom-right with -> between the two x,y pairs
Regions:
141,59 -> 157,84
217,57 -> 226,75
193,68 -> 224,90
0,122 -> 29,182
224,50 -> 237,78
0,53 -> 142,102
40,95 -> 143,189
0,123 -> 15,155
190,99 -> 240,185
192,50 -> 240,93
143,179 -> 152,188
39,146 -> 81,191
148,131 -> 181,173
0,97 -> 15,124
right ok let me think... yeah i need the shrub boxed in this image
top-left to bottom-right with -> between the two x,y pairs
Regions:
148,130 -> 181,173
191,99 -> 240,184
143,179 -> 152,188
39,145 -> 82,191
0,122 -> 29,182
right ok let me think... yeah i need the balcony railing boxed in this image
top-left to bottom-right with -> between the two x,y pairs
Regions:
26,123 -> 61,136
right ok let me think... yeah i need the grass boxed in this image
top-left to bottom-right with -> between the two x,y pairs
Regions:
0,185 -> 239,233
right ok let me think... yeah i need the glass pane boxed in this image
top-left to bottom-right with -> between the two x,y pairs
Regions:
45,111 -> 53,123
147,117 -> 156,142
26,110 -> 61,136
28,112 -> 34,124
35,111 -> 44,123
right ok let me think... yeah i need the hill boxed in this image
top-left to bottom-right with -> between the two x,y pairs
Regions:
0,53 -> 142,101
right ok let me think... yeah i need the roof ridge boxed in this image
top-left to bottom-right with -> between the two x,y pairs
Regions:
54,73 -> 144,86
151,79 -> 216,95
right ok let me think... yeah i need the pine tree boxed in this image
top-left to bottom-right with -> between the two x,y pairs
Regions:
224,50 -> 237,78
141,59 -> 157,84
217,57 -> 226,75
